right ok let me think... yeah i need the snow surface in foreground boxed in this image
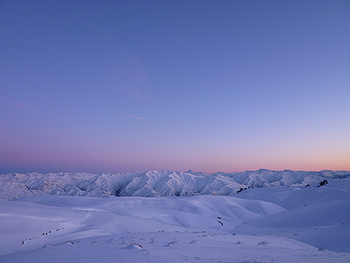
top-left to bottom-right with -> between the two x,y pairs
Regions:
0,178 -> 350,263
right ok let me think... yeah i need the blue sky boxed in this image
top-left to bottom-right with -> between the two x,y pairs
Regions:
1,0 -> 350,173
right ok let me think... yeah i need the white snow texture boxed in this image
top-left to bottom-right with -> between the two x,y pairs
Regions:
1,169 -> 349,199
1,169 -> 350,263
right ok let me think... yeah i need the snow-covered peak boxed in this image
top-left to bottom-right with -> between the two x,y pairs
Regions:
0,169 -> 349,199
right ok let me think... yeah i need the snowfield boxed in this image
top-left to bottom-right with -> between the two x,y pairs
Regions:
0,170 -> 350,262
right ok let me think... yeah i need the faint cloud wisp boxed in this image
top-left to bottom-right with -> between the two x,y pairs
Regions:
107,50 -> 152,102
12,101 -> 63,121
117,113 -> 150,123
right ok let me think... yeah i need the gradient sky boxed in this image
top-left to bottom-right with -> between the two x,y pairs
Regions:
1,0 -> 350,174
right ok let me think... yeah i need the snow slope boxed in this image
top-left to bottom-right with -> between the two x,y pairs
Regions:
235,178 -> 350,253
1,169 -> 349,199
0,176 -> 350,262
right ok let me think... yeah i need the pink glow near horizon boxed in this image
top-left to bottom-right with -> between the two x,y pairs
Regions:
1,1 -> 350,174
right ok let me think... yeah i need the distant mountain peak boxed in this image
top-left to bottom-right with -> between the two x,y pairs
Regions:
1,170 -> 349,200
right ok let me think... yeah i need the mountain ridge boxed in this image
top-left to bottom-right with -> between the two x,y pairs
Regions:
1,169 -> 350,199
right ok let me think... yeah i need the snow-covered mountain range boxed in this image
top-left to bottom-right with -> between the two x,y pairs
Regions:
1,170 -> 350,262
1,169 -> 349,199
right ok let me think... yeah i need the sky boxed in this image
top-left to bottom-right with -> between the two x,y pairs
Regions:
1,0 -> 350,174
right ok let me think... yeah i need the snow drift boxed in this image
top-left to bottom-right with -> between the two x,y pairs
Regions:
1,171 -> 350,262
